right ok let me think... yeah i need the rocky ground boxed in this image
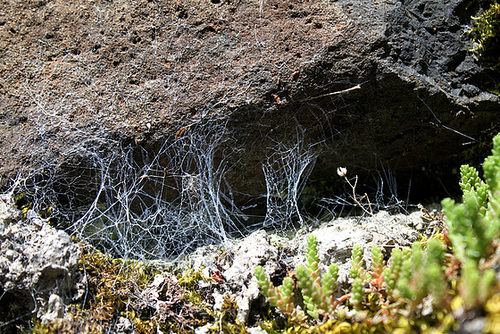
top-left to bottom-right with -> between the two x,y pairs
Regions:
0,190 -> 440,332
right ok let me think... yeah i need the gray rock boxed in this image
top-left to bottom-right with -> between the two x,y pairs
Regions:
182,230 -> 280,323
40,294 -> 64,322
223,230 -> 279,284
223,230 -> 279,323
291,211 -> 421,280
0,193 -> 81,326
0,0 -> 498,230
183,211 -> 427,326
115,316 -> 134,334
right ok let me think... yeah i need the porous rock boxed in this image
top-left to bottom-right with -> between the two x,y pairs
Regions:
290,211 -> 422,280
182,210 -> 429,327
0,0 -> 498,216
0,193 -> 81,326
222,230 -> 279,323
183,230 -> 279,323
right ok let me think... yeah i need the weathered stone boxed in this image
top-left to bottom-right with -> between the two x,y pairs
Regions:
184,230 -> 279,323
180,210 -> 430,328
290,211 -> 422,280
40,294 -> 65,322
223,230 -> 279,284
223,230 -> 279,323
0,0 -> 498,217
0,194 -> 81,329
115,316 -> 134,334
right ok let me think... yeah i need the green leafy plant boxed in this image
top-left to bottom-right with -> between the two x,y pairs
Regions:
296,235 -> 339,319
254,266 -> 307,324
254,133 -> 500,332
395,241 -> 448,314
255,236 -> 456,332
459,258 -> 497,309
441,162 -> 499,264
440,133 -> 500,310
349,244 -> 366,281
382,247 -> 410,302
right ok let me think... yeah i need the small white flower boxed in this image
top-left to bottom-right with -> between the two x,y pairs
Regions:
337,167 -> 347,178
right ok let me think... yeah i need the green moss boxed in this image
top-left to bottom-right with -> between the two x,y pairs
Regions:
14,192 -> 32,217
177,269 -> 214,317
469,1 -> 500,71
33,244 -> 212,333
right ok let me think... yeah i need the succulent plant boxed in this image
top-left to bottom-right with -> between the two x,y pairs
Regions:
254,133 -> 500,333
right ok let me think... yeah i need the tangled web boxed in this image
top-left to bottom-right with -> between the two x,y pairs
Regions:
262,139 -> 316,230
10,124 -> 253,260
74,127 -> 249,260
8,121 -> 416,260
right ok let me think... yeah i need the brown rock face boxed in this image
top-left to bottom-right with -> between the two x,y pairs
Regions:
0,0 -> 499,225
